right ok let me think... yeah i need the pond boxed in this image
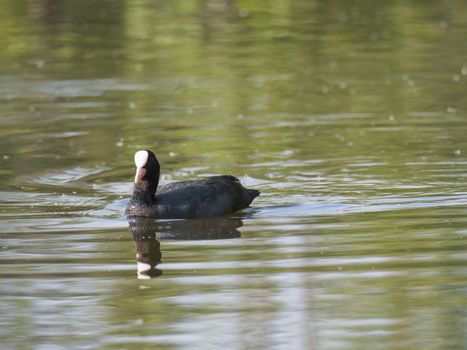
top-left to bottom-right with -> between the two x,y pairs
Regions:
1,1 -> 466,349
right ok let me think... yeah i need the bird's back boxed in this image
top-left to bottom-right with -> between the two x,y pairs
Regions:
153,175 -> 259,218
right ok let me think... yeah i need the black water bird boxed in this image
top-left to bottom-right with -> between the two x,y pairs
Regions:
125,150 -> 260,218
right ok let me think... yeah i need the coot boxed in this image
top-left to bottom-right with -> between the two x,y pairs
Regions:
125,150 -> 260,218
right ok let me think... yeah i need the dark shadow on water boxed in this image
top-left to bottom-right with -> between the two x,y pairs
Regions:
127,216 -> 243,279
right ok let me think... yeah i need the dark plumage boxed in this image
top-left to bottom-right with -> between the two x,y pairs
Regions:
125,150 -> 260,218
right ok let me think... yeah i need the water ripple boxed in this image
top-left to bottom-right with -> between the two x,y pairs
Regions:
28,164 -> 111,186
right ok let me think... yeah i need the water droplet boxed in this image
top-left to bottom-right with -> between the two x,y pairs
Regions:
439,21 -> 449,29
238,8 -> 249,17
453,74 -> 460,82
35,60 -> 45,69
134,63 -> 143,72
454,149 -> 461,156
337,13 -> 348,22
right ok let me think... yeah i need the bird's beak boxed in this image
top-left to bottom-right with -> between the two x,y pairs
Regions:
135,167 -> 146,183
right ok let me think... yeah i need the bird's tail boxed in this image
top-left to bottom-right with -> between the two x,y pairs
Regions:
248,189 -> 260,200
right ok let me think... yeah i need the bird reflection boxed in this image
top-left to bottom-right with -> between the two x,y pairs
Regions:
128,216 -> 243,279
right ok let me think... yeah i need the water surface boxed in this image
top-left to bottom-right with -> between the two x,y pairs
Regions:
1,1 -> 467,349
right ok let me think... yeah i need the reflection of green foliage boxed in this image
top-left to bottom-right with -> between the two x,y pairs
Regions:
0,0 -> 466,183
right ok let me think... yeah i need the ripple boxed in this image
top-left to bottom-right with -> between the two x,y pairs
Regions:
0,190 -> 104,207
29,164 -> 111,186
19,131 -> 87,139
255,192 -> 467,219
0,77 -> 147,100
92,182 -> 132,196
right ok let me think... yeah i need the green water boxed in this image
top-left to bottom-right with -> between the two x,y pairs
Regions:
1,1 -> 466,349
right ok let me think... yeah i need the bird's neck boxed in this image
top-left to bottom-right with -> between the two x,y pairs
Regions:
130,180 -> 158,205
